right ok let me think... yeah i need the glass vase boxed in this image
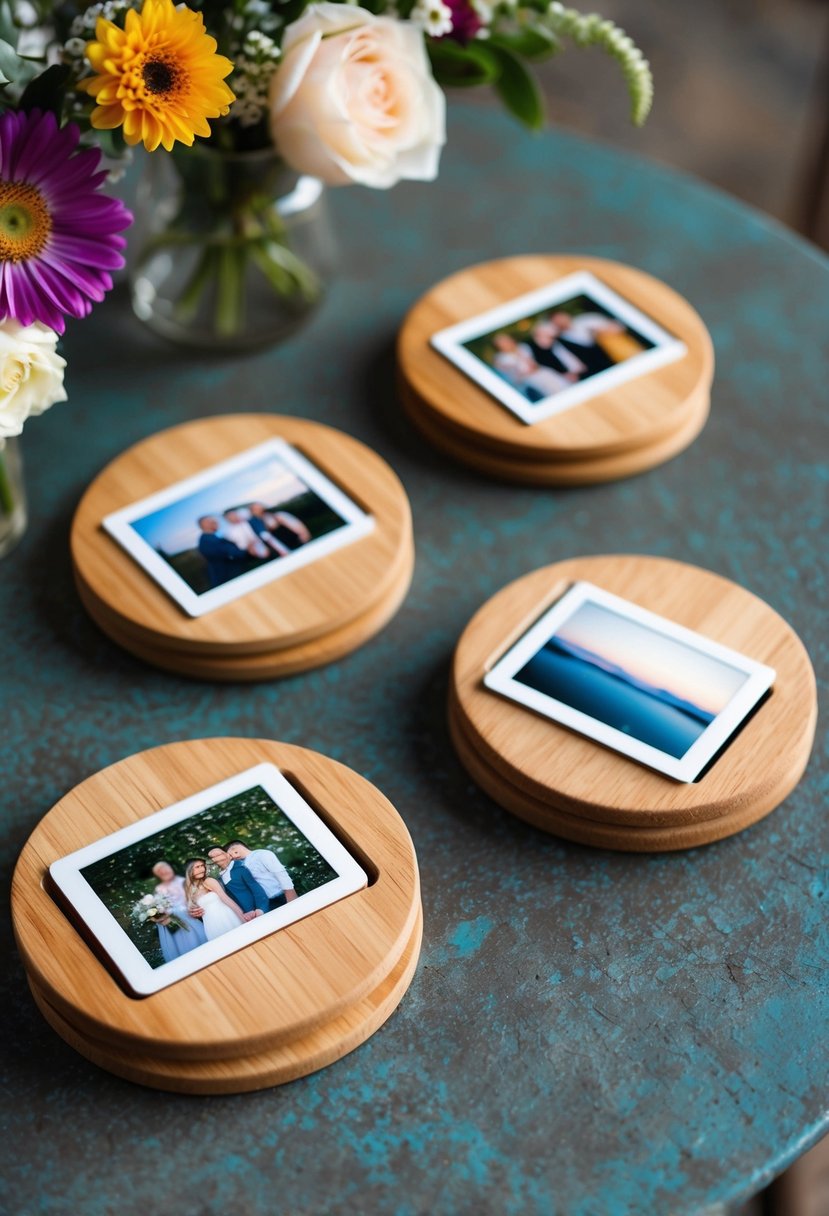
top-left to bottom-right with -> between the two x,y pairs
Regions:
0,436 -> 27,558
129,146 -> 335,352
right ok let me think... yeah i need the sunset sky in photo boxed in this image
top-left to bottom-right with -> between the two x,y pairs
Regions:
555,601 -> 748,717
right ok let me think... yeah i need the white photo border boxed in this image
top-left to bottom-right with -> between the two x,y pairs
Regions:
103,437 -> 375,617
430,270 -> 688,425
483,581 -> 775,782
49,763 -> 369,996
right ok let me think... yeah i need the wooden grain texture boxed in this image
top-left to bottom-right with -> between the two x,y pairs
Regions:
398,255 -> 714,459
75,534 -> 414,681
71,415 -> 413,655
12,739 -> 421,1059
452,556 -> 816,829
448,697 -> 798,852
27,910 -> 422,1094
402,379 -> 709,486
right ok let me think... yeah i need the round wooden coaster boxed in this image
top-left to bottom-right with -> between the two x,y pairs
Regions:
448,695 -> 794,852
404,380 -> 709,486
452,556 -> 816,833
12,739 -> 421,1063
71,415 -> 412,656
76,538 -> 413,681
27,910 -> 422,1094
73,480 -> 413,659
398,255 -> 714,461
399,361 -> 698,464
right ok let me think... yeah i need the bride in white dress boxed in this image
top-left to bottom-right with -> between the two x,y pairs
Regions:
184,858 -> 246,941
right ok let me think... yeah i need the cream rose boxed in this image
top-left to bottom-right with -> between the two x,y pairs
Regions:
0,320 -> 67,442
269,3 -> 446,189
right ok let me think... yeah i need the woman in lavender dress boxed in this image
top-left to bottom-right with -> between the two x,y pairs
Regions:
151,861 -> 208,962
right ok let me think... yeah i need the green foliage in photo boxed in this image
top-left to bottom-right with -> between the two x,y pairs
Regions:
81,784 -> 338,968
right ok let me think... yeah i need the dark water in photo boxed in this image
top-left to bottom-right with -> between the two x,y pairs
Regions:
516,641 -> 713,759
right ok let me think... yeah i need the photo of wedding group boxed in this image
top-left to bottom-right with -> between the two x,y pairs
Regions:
431,271 -> 687,425
484,582 -> 775,782
103,439 -> 374,616
49,764 -> 368,994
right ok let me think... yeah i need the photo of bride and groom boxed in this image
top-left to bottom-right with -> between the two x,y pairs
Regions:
79,781 -> 340,972
431,269 -> 687,427
468,293 -> 653,405
145,839 -> 299,965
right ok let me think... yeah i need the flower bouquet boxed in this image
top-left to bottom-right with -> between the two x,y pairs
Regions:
0,0 -> 652,365
132,890 -> 190,931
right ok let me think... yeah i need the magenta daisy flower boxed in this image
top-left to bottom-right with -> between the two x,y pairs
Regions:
0,109 -> 132,334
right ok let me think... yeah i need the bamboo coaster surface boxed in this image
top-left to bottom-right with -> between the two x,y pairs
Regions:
12,739 -> 421,1068
451,556 -> 816,840
398,255 -> 713,461
27,910 -> 422,1094
448,696 -> 796,852
72,415 -> 412,656
404,382 -> 709,486
77,541 -> 413,681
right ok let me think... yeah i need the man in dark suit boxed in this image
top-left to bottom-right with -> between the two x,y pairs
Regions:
527,320 -> 588,380
196,515 -> 248,588
207,846 -> 270,918
548,310 -> 621,377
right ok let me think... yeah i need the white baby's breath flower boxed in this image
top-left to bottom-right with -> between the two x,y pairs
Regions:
230,29 -> 281,125
0,321 -> 66,441
410,0 -> 453,37
237,99 -> 266,126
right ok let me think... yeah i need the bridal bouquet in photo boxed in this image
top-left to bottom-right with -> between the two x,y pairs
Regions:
0,0 -> 652,372
132,890 -> 190,932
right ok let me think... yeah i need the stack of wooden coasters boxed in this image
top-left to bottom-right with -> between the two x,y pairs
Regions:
11,738 -> 422,1094
449,556 -> 816,851
71,415 -> 414,680
398,256 -> 713,485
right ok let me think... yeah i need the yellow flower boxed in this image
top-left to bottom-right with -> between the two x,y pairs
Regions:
80,0 -> 236,152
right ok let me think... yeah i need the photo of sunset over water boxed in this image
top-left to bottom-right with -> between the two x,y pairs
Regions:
515,600 -> 749,759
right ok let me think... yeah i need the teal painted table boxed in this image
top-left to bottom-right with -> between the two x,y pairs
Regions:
3,105 -> 827,1216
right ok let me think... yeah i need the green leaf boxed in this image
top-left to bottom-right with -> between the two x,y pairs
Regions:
0,37 -> 22,85
490,45 -> 545,129
428,39 -> 501,88
91,127 -> 129,161
0,1 -> 18,49
18,62 -> 71,117
489,26 -> 559,61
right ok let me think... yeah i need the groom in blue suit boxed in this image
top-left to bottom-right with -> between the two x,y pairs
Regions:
207,846 -> 270,917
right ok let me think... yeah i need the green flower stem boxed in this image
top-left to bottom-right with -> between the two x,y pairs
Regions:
174,246 -> 221,324
0,447 -> 16,517
531,2 -> 653,125
137,152 -> 324,340
215,243 -> 246,337
251,236 -> 321,303
139,217 -> 321,337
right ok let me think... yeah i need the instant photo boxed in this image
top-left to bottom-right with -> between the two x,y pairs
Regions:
103,439 -> 374,617
484,582 -> 775,781
431,271 -> 687,425
49,764 -> 368,996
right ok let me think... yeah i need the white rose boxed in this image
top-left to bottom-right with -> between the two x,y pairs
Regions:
0,320 -> 67,442
269,2 -> 446,189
